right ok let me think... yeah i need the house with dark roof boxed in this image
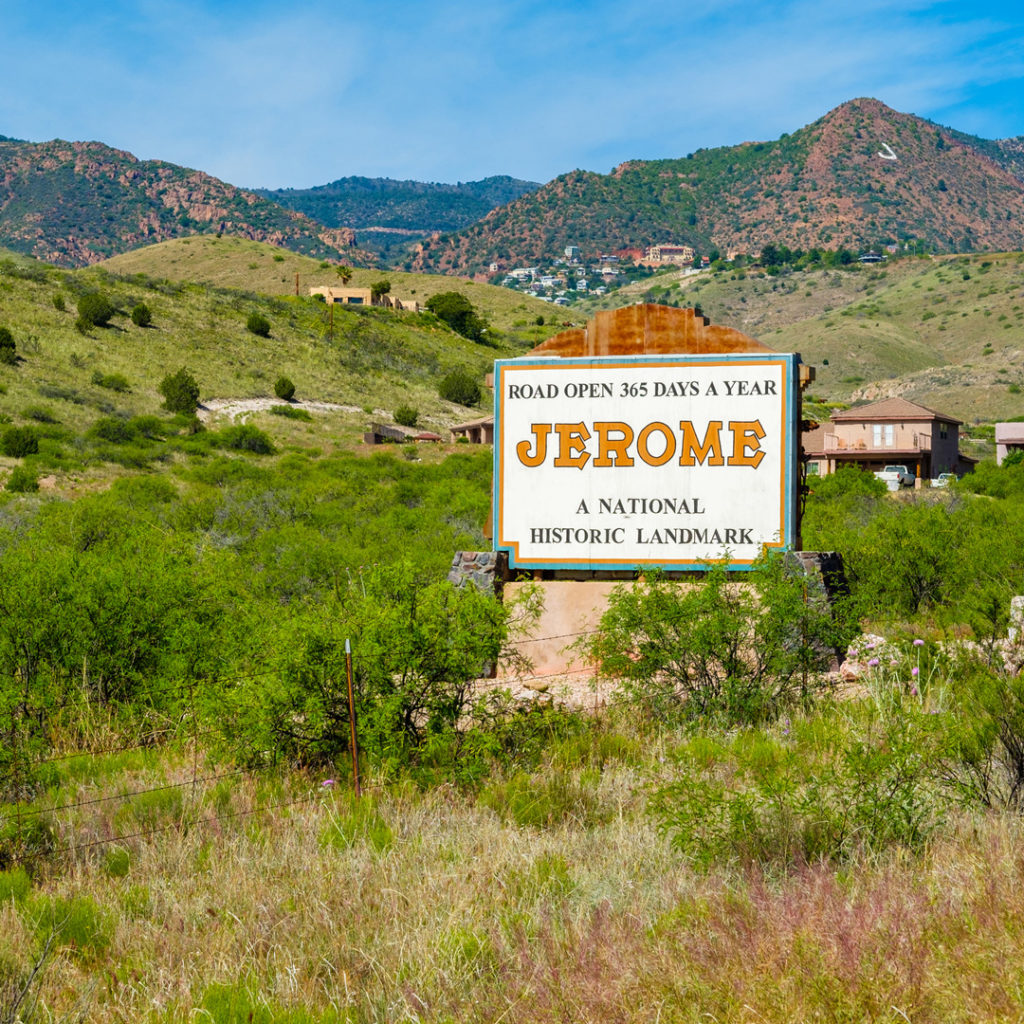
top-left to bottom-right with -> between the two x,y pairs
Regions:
802,397 -> 976,482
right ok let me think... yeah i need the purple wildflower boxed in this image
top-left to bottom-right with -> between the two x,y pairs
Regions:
911,666 -> 920,677
868,658 -> 880,667
321,779 -> 336,788
913,639 -> 925,647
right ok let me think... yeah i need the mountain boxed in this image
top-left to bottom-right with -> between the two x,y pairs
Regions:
260,175 -> 539,233
258,176 -> 540,262
0,138 -> 363,268
410,99 -> 1024,276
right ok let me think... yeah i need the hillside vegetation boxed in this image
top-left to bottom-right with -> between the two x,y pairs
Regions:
0,139 -> 365,268
578,251 -> 1024,422
0,243 -> 561,495
97,236 -> 564,336
258,175 -> 540,261
413,98 -> 1024,275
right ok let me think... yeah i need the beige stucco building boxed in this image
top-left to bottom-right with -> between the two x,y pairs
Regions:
803,397 -> 974,480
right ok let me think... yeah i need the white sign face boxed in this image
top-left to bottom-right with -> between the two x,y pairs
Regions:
493,354 -> 798,571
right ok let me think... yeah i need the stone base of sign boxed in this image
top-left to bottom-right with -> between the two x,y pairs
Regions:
484,551 -> 849,700
448,550 -> 505,594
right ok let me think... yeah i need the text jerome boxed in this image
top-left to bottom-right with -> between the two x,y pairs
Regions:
516,420 -> 767,470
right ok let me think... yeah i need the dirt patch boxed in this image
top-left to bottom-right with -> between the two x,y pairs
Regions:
198,397 -> 379,423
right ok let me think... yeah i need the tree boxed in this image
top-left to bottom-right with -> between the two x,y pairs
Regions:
336,264 -> 354,286
246,312 -> 271,337
370,279 -> 391,304
76,293 -> 115,329
1,427 -> 38,458
425,292 -> 486,342
0,327 -> 14,365
274,376 -> 296,401
438,368 -> 481,407
159,368 -> 200,414
394,404 -> 418,428
131,302 -> 152,327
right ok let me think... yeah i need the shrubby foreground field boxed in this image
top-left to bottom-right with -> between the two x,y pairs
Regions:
8,243 -> 1024,1020
5,454 -> 1024,1021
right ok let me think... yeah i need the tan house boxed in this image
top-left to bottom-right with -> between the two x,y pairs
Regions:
308,286 -> 420,312
450,416 -> 493,444
996,422 -> 1024,465
802,397 -> 975,480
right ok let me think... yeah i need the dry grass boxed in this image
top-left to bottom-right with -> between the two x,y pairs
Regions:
8,739 -> 1024,1023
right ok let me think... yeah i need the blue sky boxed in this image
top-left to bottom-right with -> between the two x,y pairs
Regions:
3,0 -> 1024,190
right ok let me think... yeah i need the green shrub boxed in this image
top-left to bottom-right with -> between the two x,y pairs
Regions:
583,556 -> 850,726
0,347 -> 15,366
52,293 -> 65,312
0,327 -> 14,364
33,894 -> 113,962
269,404 -> 312,421
652,706 -> 940,868
0,327 -> 13,350
21,405 -> 57,424
130,302 -> 152,327
246,312 -> 271,337
426,292 -> 487,341
159,367 -> 200,414
76,292 -> 115,328
6,465 -> 39,492
89,417 -> 136,444
439,368 -> 482,407
0,867 -> 31,903
91,371 -> 131,392
394,404 -> 419,427
220,424 -> 274,454
273,375 -> 295,401
1,426 -> 39,458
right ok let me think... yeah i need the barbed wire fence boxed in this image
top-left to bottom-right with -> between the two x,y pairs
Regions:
1,624 -> 606,866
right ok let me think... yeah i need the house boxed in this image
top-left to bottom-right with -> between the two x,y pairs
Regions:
802,397 -> 976,481
996,422 -> 1024,464
450,416 -> 494,444
308,286 -> 420,312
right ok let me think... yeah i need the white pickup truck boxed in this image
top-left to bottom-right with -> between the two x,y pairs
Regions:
874,464 -> 915,489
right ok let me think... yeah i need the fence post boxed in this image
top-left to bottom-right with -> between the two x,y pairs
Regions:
345,639 -> 360,798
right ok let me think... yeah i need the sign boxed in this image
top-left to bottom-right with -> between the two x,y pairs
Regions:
492,353 -> 800,571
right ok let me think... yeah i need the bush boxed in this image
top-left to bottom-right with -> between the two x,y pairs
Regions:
583,556 -> 851,726
0,327 -> 14,364
89,417 -> 137,444
269,404 -> 312,421
394,404 -> 419,428
52,293 -> 65,312
220,424 -> 274,454
130,302 -> 152,327
6,465 -> 38,492
159,367 -> 200,414
0,327 -> 13,351
91,371 -> 131,392
246,312 -> 271,337
439,368 -> 482,407
273,376 -> 295,401
426,292 -> 486,341
76,292 -> 115,328
21,405 -> 57,424
1,426 -> 38,458
0,347 -> 15,366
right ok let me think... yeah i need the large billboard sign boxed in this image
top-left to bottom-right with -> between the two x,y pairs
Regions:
493,353 -> 800,571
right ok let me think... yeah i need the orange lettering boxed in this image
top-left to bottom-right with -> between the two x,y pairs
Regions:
728,420 -> 765,467
554,422 -> 591,469
593,421 -> 635,467
678,421 -> 724,466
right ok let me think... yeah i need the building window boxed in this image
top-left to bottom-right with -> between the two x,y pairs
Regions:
872,424 -> 895,447
940,424 -> 948,440
806,461 -> 820,476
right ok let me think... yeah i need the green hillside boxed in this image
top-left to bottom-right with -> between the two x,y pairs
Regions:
97,236 -> 564,337
577,252 -> 1024,422
0,246 -> 562,494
